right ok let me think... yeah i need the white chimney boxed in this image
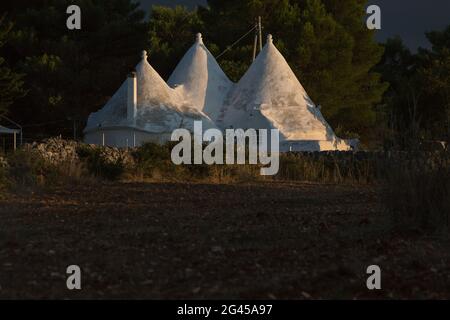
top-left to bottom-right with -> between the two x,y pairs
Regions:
127,71 -> 137,124
196,33 -> 203,44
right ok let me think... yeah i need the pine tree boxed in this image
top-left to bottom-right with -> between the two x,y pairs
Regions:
198,0 -> 387,137
378,26 -> 450,142
377,37 -> 423,145
3,0 -> 147,136
419,26 -> 450,140
319,0 -> 388,133
147,5 -> 204,80
199,0 -> 296,81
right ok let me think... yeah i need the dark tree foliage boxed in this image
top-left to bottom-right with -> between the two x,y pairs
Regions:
420,26 -> 450,140
198,0 -> 387,137
1,0 -> 147,138
378,26 -> 450,145
0,15 -> 25,116
1,0 -> 446,145
377,37 -> 421,146
146,5 -> 204,80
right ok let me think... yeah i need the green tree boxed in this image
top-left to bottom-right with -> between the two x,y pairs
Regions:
377,37 -> 422,146
420,26 -> 450,140
378,27 -> 450,144
146,5 -> 204,80
2,0 -> 147,137
0,15 -> 25,115
198,0 -> 387,137
319,0 -> 388,133
199,0 -> 297,81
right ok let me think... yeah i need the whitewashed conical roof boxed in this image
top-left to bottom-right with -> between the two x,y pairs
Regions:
218,35 -> 336,141
136,50 -> 177,107
85,50 -> 217,134
168,33 -> 233,122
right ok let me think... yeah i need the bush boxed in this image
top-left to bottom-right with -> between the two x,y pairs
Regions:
6,149 -> 49,187
133,142 -> 171,163
131,142 -> 179,180
77,145 -> 126,181
129,143 -> 380,183
0,154 -> 9,190
130,142 -> 266,182
1,146 -> 92,191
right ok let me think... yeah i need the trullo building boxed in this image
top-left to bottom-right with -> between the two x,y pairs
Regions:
84,33 -> 357,151
83,49 -> 217,147
217,34 -> 356,151
168,33 -> 233,123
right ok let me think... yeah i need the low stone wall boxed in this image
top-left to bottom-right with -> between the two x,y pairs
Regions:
24,138 -> 135,167
26,138 -> 80,164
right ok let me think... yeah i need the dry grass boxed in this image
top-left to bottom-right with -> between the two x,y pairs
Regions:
276,152 -> 376,184
381,150 -> 450,233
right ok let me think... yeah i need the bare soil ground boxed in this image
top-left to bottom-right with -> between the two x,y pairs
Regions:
0,181 -> 449,299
